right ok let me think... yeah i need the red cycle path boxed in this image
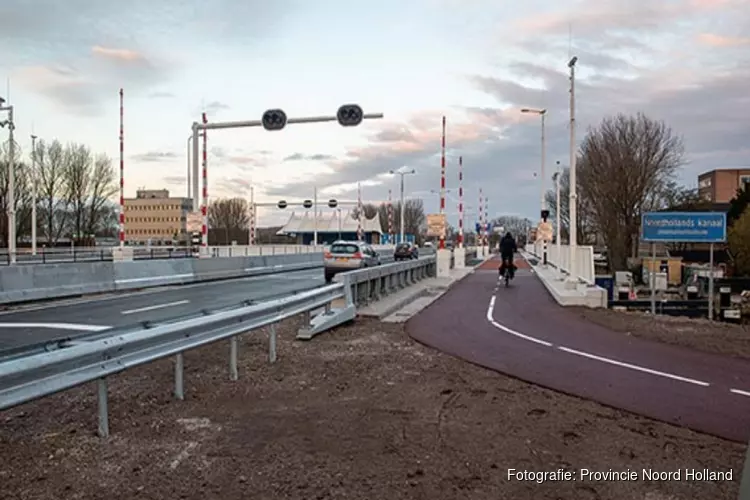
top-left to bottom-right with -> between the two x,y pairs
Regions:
405,258 -> 750,442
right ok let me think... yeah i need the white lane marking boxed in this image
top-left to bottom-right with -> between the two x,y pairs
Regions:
121,300 -> 190,315
486,295 -> 711,387
486,295 -> 554,347
730,389 -> 750,397
558,346 -> 710,387
0,268 -> 320,316
116,273 -> 193,284
0,322 -> 111,332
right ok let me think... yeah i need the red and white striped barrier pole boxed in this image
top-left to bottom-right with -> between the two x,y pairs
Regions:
458,156 -> 463,248
118,89 -> 125,247
439,115 -> 446,249
201,112 -> 208,249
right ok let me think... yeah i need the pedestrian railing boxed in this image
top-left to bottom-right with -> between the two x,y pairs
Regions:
335,256 -> 436,306
525,242 -> 596,285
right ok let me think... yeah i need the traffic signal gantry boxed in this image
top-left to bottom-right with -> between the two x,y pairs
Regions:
189,104 -> 383,249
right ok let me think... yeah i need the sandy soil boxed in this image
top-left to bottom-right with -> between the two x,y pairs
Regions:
572,307 -> 750,361
0,316 -> 744,500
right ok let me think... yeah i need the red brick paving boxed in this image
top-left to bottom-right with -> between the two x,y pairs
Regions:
476,255 -> 530,270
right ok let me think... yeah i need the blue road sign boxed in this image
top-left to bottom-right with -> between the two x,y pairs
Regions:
475,222 -> 481,233
641,211 -> 727,243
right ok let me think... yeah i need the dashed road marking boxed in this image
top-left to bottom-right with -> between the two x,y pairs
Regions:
0,322 -> 111,332
122,300 -> 190,315
557,346 -> 710,387
730,389 -> 750,397
486,294 -> 714,388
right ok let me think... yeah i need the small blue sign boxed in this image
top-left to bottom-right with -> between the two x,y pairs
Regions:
475,222 -> 481,233
641,211 -> 727,243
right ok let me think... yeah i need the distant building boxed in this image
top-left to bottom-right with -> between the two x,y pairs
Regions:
698,168 -> 750,203
276,210 -> 383,245
124,189 -> 194,244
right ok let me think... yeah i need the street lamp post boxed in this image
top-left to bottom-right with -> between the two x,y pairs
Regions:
521,108 -> 547,214
567,56 -> 579,287
553,162 -> 562,276
30,134 -> 38,256
390,167 -> 416,244
0,97 -> 16,264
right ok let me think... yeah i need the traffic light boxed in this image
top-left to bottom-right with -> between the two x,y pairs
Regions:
541,209 -> 550,221
302,199 -> 313,209
277,200 -> 288,209
328,199 -> 338,208
262,109 -> 287,131
336,104 -> 363,127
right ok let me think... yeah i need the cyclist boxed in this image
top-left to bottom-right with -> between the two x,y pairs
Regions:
498,231 -> 517,280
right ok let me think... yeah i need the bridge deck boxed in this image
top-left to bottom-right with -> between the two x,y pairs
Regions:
406,257 -> 750,442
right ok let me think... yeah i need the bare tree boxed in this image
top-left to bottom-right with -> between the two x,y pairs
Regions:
84,154 -> 118,237
578,113 -> 685,271
728,207 -> 750,277
490,215 -> 534,247
63,143 -> 94,243
351,203 -> 378,220
374,200 -> 426,242
544,167 -> 597,245
0,140 -> 31,246
208,197 -> 250,244
36,139 -> 70,245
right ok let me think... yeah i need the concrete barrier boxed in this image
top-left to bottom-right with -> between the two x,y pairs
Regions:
0,254 -> 326,306
113,260 -> 195,291
0,262 -> 117,303
521,251 -> 606,308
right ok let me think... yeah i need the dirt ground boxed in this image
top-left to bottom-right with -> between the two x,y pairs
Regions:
572,307 -> 750,361
0,316 -> 744,500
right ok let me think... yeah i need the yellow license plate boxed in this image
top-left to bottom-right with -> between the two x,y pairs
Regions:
337,257 -> 349,261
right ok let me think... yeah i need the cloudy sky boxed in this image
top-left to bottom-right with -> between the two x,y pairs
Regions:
1,0 -> 748,227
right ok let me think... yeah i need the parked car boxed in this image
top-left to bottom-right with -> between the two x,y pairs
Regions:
394,242 -> 419,261
324,240 -> 381,281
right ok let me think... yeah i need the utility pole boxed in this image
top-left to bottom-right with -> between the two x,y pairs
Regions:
567,56 -> 578,286
30,134 -> 38,255
0,97 -> 16,264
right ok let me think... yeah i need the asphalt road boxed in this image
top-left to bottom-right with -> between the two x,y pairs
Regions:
407,259 -> 750,443
0,268 -> 324,351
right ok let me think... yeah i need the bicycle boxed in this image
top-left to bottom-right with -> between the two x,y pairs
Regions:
500,259 -> 514,287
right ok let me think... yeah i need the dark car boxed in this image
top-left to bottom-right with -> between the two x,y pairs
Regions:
394,242 -> 419,260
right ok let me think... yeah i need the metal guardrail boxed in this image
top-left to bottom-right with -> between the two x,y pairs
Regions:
0,254 -> 451,437
0,284 -> 347,437
335,256 -> 437,306
0,247 -> 193,265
